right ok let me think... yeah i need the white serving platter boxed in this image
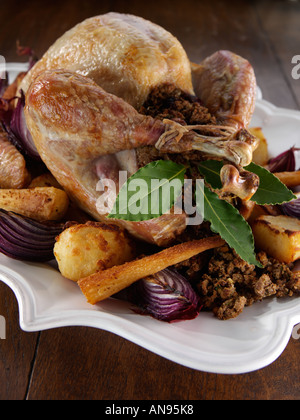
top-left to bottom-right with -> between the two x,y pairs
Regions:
0,64 -> 299,374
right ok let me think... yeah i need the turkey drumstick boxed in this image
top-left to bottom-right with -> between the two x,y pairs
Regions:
23,12 -> 259,246
25,70 -> 189,245
25,70 -> 257,245
26,70 -> 255,165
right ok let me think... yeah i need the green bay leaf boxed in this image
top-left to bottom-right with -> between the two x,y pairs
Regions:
196,183 -> 262,267
198,160 -> 296,205
245,162 -> 297,205
198,160 -> 223,189
108,160 -> 186,221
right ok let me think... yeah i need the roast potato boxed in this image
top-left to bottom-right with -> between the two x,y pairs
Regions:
249,127 -> 269,166
54,222 -> 136,281
252,215 -> 300,263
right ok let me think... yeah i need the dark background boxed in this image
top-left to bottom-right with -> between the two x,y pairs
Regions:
0,0 -> 299,400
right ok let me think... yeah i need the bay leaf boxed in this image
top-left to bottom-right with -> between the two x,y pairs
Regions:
196,183 -> 262,267
245,162 -> 297,205
108,160 -> 186,221
198,160 -> 296,205
198,160 -> 223,189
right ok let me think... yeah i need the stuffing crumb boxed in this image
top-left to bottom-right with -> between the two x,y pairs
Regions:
195,245 -> 300,320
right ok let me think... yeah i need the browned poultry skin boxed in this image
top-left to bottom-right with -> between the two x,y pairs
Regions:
25,70 -> 187,246
24,13 -> 259,246
26,70 -> 166,157
191,50 -> 256,129
0,127 -> 30,189
25,65 -> 260,245
19,13 -> 194,110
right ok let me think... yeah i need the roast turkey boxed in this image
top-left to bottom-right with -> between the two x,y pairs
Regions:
24,13 -> 258,246
19,12 -> 194,110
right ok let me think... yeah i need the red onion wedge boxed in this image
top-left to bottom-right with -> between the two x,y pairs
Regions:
268,146 -> 300,173
127,268 -> 202,323
0,209 -> 64,262
281,193 -> 300,218
10,90 -> 41,160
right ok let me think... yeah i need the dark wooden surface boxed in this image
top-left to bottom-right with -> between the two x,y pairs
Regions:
0,0 -> 300,400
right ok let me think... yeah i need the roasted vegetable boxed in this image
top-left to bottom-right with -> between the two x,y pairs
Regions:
252,215 -> 300,263
268,146 -> 299,173
0,187 -> 69,221
273,171 -> 300,189
0,127 -> 30,189
28,173 -> 62,189
282,193 -> 300,218
249,127 -> 269,166
0,209 -> 64,262
10,91 -> 41,160
54,222 -> 136,281
127,268 -> 202,323
78,236 -> 225,305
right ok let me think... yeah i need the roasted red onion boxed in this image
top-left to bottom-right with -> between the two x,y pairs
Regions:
268,147 -> 300,173
281,193 -> 300,218
10,90 -> 41,160
0,51 -> 41,161
0,209 -> 64,262
127,268 -> 202,322
16,43 -> 38,71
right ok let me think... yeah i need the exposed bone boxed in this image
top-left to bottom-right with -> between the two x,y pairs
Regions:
155,119 -> 258,167
220,164 -> 260,200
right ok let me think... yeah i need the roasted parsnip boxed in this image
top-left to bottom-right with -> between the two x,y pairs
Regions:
0,187 -> 69,221
273,171 -> 300,189
78,236 -> 225,304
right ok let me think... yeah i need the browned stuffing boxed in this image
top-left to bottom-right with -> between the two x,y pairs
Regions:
140,83 -> 217,126
138,83 -> 300,321
196,245 -> 300,320
137,83 -> 218,169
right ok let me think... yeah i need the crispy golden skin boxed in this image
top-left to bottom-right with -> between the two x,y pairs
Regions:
19,13 -> 194,109
78,236 -> 225,304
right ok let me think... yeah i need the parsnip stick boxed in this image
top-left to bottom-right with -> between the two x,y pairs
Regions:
274,171 -> 300,188
0,187 -> 69,221
78,236 -> 225,304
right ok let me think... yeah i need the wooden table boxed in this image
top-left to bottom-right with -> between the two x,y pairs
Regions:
0,0 -> 299,401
